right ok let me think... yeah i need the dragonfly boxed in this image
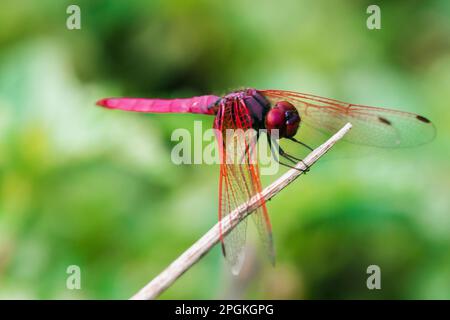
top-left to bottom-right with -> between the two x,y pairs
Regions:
96,88 -> 435,274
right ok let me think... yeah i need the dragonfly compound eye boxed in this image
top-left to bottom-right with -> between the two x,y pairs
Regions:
265,101 -> 300,138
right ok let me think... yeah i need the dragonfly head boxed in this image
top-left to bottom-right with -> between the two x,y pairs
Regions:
265,101 -> 300,138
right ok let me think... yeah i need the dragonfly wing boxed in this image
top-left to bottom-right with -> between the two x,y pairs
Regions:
219,157 -> 275,274
215,98 -> 274,274
250,179 -> 276,266
218,163 -> 249,274
96,95 -> 219,115
261,90 -> 436,148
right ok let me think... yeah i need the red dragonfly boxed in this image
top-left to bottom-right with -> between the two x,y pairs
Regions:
97,88 -> 435,274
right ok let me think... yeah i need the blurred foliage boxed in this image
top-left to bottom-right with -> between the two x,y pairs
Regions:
0,0 -> 449,299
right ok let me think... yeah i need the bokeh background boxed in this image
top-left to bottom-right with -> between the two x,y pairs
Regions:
0,0 -> 449,299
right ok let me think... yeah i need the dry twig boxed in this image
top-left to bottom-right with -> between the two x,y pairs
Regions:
130,122 -> 352,300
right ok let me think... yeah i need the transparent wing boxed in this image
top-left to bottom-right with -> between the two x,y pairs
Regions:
261,90 -> 436,148
218,163 -> 249,274
215,98 -> 275,275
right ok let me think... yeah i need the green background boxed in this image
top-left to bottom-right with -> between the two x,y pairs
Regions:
0,0 -> 449,299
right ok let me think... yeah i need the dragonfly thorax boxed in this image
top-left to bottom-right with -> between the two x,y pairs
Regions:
213,88 -> 271,131
213,88 -> 301,139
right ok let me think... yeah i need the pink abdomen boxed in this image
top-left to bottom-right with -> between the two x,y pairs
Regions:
96,95 -> 220,115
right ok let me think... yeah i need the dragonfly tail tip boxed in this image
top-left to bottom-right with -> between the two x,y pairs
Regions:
96,98 -> 109,108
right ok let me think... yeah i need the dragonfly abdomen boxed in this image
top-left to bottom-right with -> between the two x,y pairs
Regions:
96,95 -> 220,115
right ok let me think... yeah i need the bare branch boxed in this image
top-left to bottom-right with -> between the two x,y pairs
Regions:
130,123 -> 352,300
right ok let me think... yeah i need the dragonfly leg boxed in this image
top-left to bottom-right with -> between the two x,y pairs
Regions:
279,160 -> 307,171
279,148 -> 310,173
275,140 -> 310,173
289,137 -> 314,151
268,136 -> 309,173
